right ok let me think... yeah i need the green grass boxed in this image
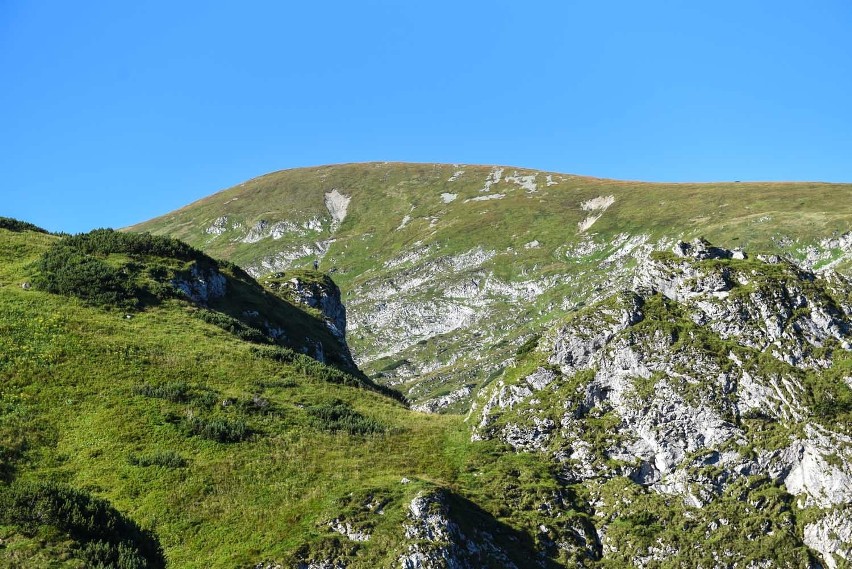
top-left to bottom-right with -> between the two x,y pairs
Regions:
0,226 -> 602,567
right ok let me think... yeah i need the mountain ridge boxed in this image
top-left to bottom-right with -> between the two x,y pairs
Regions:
129,162 -> 852,409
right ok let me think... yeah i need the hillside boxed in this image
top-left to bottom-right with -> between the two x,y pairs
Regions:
3,221 -> 852,567
129,163 -> 852,409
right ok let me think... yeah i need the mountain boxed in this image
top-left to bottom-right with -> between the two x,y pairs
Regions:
4,156 -> 852,569
129,163 -> 852,410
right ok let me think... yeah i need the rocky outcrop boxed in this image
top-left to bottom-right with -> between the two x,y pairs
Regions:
804,507 -> 852,569
473,243 -> 852,565
270,274 -> 348,341
398,490 -> 520,569
264,272 -> 356,367
171,263 -> 227,305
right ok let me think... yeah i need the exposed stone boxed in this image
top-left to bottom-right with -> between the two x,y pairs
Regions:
171,263 -> 227,305
398,490 -> 520,569
804,507 -> 852,569
474,245 -> 852,556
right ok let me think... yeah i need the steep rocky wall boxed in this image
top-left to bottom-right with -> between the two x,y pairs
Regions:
473,242 -> 852,566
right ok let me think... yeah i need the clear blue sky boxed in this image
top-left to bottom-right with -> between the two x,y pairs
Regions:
3,1 -> 852,233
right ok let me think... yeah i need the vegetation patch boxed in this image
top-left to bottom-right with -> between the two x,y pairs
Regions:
128,450 -> 187,468
0,481 -> 166,568
30,229 -> 212,309
182,412 -> 251,443
307,401 -> 386,436
515,333 -> 541,357
134,381 -> 218,408
195,309 -> 272,344
0,217 -> 50,234
251,345 -> 408,404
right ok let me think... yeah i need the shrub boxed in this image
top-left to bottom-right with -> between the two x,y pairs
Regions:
251,345 -> 299,363
128,450 -> 187,468
0,481 -> 166,568
185,415 -> 250,443
250,345 -> 408,405
196,310 -> 271,344
0,216 -> 49,234
515,333 -> 541,357
54,228 -> 210,262
31,228 -> 228,309
33,250 -> 139,308
307,401 -> 385,436
134,381 -> 190,403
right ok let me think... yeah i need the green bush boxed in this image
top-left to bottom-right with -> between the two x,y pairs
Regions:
55,228 -> 210,262
0,481 -> 165,568
31,228 -> 232,309
185,415 -> 250,443
251,345 -> 409,405
33,251 -> 139,309
251,345 -> 299,363
128,450 -> 187,468
515,333 -> 541,357
135,382 -> 221,412
134,381 -> 190,403
307,401 -> 385,436
195,310 -> 271,344
0,216 -> 49,234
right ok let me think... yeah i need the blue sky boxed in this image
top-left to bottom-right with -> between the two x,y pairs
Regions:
2,1 -> 852,233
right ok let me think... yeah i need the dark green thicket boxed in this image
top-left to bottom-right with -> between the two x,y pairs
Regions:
0,481 -> 166,568
184,414 -> 250,443
307,401 -> 385,435
515,333 -> 541,357
134,381 -> 191,403
195,309 -> 272,344
30,228 -> 252,310
55,228 -> 212,263
30,229 -> 209,309
0,216 -> 50,234
34,249 -> 140,308
134,381 -> 218,408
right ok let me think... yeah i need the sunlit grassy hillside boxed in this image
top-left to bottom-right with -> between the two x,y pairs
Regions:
0,223 -> 589,568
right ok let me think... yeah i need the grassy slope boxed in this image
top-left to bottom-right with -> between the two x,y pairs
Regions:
128,163 -> 852,404
130,162 -> 852,276
0,227 -> 583,568
2,219 -> 843,565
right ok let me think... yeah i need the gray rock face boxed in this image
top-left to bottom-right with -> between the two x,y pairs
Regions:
265,273 -> 356,368
672,237 -> 734,261
171,263 -> 227,305
276,275 -> 348,341
398,490 -> 519,569
804,507 -> 852,569
474,246 -> 852,565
